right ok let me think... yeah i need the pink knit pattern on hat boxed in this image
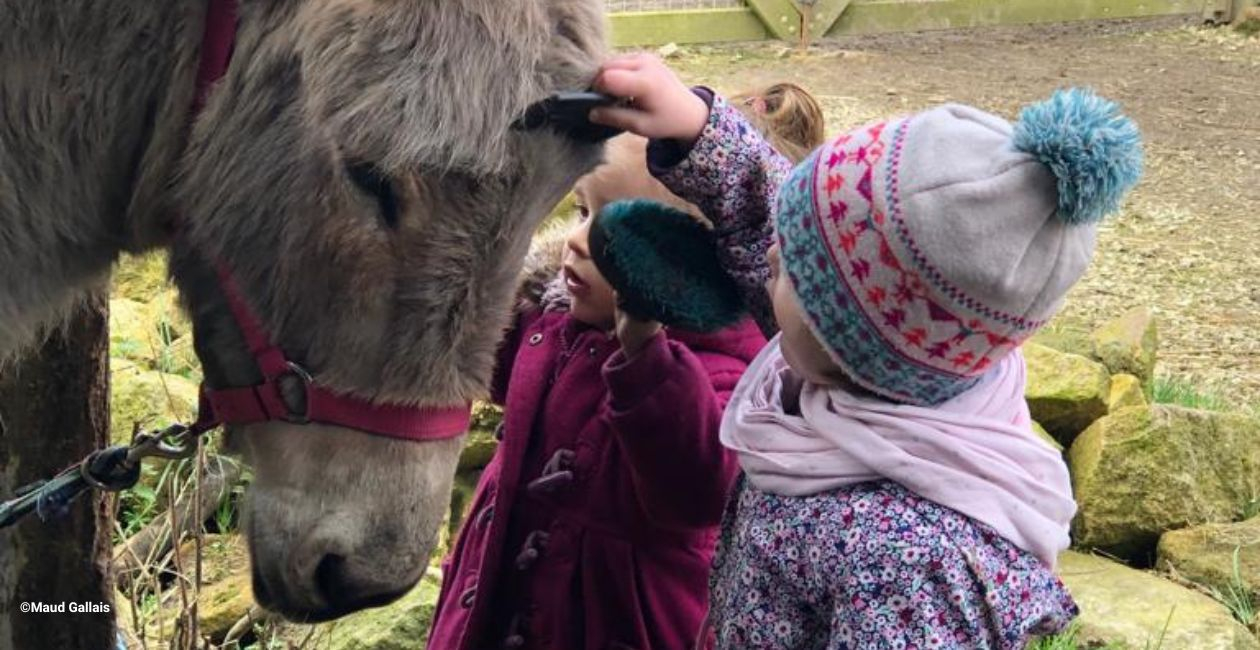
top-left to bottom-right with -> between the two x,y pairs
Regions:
778,117 -> 1040,405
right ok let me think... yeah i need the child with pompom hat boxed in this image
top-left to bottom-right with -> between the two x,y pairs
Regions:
591,54 -> 1143,648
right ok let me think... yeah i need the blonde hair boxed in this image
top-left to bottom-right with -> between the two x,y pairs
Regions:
731,82 -> 826,163
574,133 -> 706,223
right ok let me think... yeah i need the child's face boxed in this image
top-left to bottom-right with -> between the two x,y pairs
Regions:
768,244 -> 852,387
564,134 -> 704,329
562,215 -> 617,330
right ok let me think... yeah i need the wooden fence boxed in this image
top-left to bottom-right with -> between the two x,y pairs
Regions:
608,0 -> 1230,47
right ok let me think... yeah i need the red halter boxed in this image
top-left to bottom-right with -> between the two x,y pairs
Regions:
187,0 -> 471,442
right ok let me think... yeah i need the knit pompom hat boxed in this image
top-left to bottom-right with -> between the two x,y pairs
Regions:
776,88 -> 1143,405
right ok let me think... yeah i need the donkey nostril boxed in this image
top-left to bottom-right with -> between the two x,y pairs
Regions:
312,553 -> 408,613
314,553 -> 347,603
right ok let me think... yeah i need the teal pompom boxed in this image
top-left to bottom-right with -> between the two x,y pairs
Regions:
1013,88 -> 1143,225
589,199 -> 745,332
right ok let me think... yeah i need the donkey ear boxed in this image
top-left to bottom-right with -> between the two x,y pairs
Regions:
344,160 -> 400,230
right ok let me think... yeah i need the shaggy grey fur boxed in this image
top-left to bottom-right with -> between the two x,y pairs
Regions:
0,1 -> 204,356
170,0 -> 608,406
1,0 -> 608,620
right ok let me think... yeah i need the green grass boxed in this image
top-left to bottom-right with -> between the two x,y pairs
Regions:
1147,607 -> 1173,650
114,462 -> 172,541
1236,15 -> 1260,37
1209,547 -> 1257,629
1029,610 -> 1179,650
1029,622 -> 1086,650
1244,497 -> 1260,521
114,457 -> 197,542
1151,375 -> 1232,412
1029,621 -> 1127,650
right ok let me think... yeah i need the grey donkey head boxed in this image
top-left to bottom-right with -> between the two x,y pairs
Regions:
169,0 -> 608,621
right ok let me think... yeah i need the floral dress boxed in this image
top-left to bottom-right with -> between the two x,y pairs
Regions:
706,478 -> 1077,649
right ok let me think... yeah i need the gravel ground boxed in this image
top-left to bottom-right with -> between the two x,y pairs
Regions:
659,16 -> 1260,406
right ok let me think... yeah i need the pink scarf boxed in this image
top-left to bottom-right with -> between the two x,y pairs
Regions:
721,336 -> 1076,568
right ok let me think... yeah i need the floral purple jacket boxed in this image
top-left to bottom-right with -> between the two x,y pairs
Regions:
648,90 -> 793,337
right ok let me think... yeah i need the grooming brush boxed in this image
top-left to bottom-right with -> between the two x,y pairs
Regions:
588,199 -> 745,332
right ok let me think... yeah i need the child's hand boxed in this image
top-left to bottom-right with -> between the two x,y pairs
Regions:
613,296 -> 663,358
590,53 -> 710,146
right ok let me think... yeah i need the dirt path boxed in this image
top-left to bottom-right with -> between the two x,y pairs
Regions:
666,16 -> 1260,406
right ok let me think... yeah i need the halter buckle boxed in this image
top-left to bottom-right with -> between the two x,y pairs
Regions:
278,361 -> 314,424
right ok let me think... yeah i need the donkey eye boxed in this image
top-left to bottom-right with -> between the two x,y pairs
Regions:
345,161 -> 400,230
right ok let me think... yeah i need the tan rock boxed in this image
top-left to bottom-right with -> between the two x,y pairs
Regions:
1029,323 -> 1094,359
1158,518 -> 1260,610
113,251 -> 170,303
150,535 -> 253,643
1058,550 -> 1259,649
1091,307 -> 1158,396
1031,421 -> 1063,453
435,469 -> 482,562
459,402 -> 501,471
110,293 -> 199,379
110,298 -> 151,364
1069,405 -> 1260,561
458,428 -> 498,472
146,288 -> 192,342
196,571 -> 254,642
324,572 -> 442,650
1024,342 -> 1111,446
110,368 -> 199,445
1107,373 -> 1148,412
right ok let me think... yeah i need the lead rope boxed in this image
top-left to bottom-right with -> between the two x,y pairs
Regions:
0,420 -> 216,529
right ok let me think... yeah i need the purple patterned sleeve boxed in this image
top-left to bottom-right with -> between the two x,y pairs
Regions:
648,91 -> 792,336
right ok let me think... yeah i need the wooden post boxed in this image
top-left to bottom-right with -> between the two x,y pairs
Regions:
1203,0 -> 1250,23
610,0 -> 1203,46
799,0 -> 852,43
745,0 -> 803,41
0,295 -> 115,650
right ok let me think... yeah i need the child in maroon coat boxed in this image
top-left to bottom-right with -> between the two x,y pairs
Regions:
425,134 -> 767,650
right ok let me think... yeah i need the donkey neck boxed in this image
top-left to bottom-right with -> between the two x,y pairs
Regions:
0,1 -> 207,355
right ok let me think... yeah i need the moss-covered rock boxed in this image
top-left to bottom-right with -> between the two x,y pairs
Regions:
115,590 -> 142,648
1158,518 -> 1260,609
458,429 -> 498,472
1058,550 -> 1260,649
175,534 -> 249,585
324,572 -> 442,650
110,298 -> 151,364
190,569 -> 253,642
1092,307 -> 1158,396
148,535 -> 254,643
432,469 -> 483,563
1030,421 -> 1063,453
111,367 -> 200,445
540,191 -> 579,232
114,252 -> 170,303
146,288 -> 192,342
448,469 -> 482,542
151,335 -> 201,380
110,293 -> 200,379
459,402 -> 501,471
1107,373 -> 1148,412
1068,405 -> 1260,561
1029,323 -> 1094,360
1023,342 -> 1110,446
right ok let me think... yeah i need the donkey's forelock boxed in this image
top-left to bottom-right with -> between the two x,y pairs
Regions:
295,0 -> 605,176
